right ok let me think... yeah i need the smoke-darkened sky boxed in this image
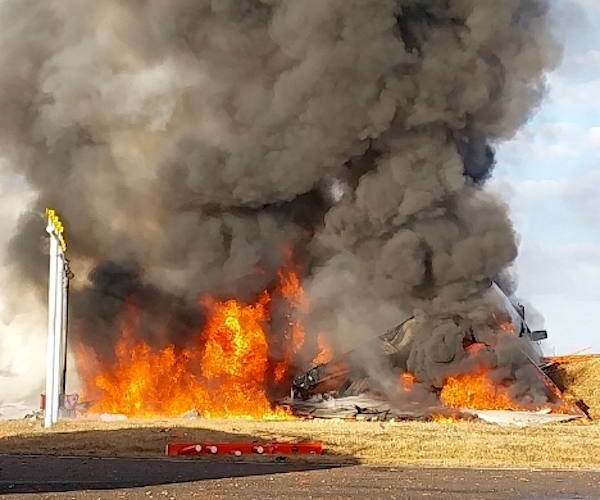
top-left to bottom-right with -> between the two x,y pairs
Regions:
0,0 -> 580,406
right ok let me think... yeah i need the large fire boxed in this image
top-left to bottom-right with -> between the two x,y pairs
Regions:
438,338 -> 525,411
76,265 -> 327,418
389,330 -> 562,414
438,337 -> 570,413
440,367 -> 521,411
76,275 -> 569,419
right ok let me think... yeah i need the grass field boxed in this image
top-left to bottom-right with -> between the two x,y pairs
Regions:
546,357 -> 600,420
1,417 -> 599,469
1,356 -> 599,469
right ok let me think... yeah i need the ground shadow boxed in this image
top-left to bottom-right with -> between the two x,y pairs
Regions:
0,425 -> 357,494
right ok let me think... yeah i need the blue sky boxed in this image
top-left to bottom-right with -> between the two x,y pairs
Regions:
493,0 -> 600,355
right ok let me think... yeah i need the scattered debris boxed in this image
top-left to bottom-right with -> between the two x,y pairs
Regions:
474,410 -> 581,427
290,312 -> 585,424
23,410 -> 44,422
284,393 -> 470,422
0,403 -> 40,421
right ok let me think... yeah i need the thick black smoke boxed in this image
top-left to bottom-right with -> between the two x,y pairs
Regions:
0,1 -> 560,399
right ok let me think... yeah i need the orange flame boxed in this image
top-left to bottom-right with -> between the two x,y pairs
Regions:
312,333 -> 333,365
271,262 -> 308,383
278,267 -> 307,351
399,372 -> 416,393
77,291 -> 291,419
76,251 -> 341,419
492,311 -> 515,334
439,340 -> 524,411
439,340 -> 575,415
273,256 -> 334,375
432,414 -> 462,424
465,342 -> 487,356
440,367 -> 521,411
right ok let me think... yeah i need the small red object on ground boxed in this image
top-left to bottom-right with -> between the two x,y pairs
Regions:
165,441 -> 323,457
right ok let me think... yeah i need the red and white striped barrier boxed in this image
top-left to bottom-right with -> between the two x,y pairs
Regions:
166,441 -> 323,457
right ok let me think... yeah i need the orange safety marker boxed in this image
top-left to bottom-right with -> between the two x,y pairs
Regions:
166,441 -> 323,457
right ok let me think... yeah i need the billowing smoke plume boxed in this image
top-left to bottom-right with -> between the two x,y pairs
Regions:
0,1 -> 560,403
0,164 -> 44,404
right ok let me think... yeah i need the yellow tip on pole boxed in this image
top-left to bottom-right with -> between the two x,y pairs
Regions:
45,207 -> 67,252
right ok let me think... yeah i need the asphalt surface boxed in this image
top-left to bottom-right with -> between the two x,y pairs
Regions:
0,455 -> 599,500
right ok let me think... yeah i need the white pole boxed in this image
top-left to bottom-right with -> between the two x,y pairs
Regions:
44,227 -> 59,428
44,208 -> 68,428
51,251 -> 64,424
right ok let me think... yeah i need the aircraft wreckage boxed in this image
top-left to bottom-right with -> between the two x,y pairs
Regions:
287,282 -> 584,424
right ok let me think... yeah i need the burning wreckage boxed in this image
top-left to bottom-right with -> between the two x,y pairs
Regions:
288,283 -> 583,423
0,1 -> 584,426
65,274 -> 582,425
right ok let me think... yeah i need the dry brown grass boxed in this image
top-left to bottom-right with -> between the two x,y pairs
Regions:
546,357 -> 600,419
1,417 -> 600,469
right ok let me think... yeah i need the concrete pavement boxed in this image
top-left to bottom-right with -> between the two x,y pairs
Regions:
1,455 -> 599,500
